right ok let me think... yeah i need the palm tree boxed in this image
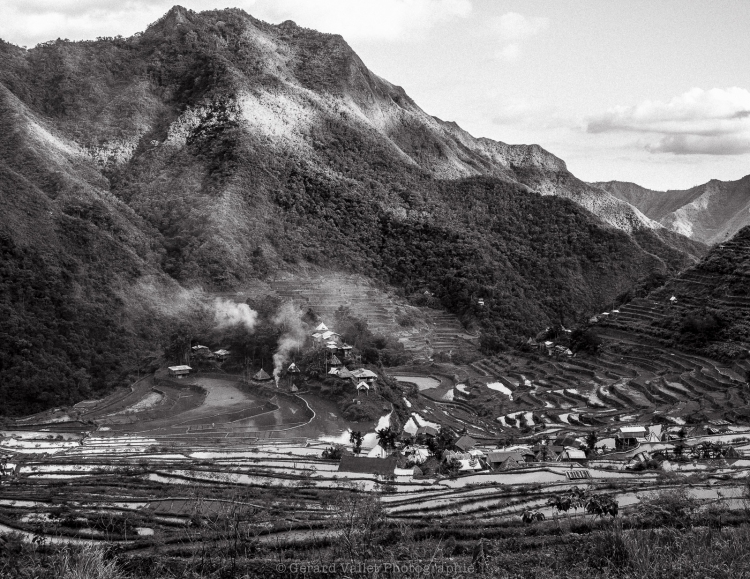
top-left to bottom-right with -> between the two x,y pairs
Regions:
349,431 -> 364,454
376,427 -> 397,452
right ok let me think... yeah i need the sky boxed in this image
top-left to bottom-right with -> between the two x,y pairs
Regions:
2,0 -> 749,190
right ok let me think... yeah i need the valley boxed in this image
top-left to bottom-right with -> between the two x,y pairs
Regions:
1,4 -> 749,578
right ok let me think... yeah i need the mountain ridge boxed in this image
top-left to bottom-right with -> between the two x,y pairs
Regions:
0,6 -> 704,415
595,175 -> 750,245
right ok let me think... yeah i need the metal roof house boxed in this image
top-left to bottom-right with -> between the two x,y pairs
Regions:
168,365 -> 192,378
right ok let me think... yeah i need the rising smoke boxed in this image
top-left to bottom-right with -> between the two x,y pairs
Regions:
272,302 -> 307,386
213,298 -> 258,332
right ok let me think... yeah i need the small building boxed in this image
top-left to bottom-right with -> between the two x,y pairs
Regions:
477,299 -> 485,306
394,466 -> 422,477
287,362 -> 300,374
533,445 -> 564,461
192,345 -> 214,360
669,296 -> 677,304
402,445 -> 429,464
315,323 -> 329,332
457,458 -> 483,472
443,450 -> 472,462
356,381 -> 370,395
214,349 -> 230,361
290,383 -> 299,393
352,368 -> 378,383
168,365 -> 192,378
337,368 -> 354,380
487,451 -> 524,470
340,344 -> 353,359
329,355 -> 343,367
616,426 -> 647,449
367,444 -> 388,458
558,449 -> 588,462
253,368 -> 272,381
416,425 -> 439,438
328,367 -> 340,376
454,434 -> 477,452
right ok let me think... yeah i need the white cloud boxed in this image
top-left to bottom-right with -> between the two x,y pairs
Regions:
587,87 -> 750,155
0,0 -> 472,46
490,12 -> 548,62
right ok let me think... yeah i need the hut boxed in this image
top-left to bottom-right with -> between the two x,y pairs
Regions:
352,368 -> 378,383
192,345 -> 214,360
329,355 -> 343,367
287,362 -> 300,374
416,426 -> 439,438
616,426 -> 647,449
356,381 -> 370,395
168,365 -> 192,378
315,323 -> 329,332
487,451 -> 524,470
253,368 -> 272,381
455,434 -> 477,452
559,449 -> 587,462
214,349 -> 230,361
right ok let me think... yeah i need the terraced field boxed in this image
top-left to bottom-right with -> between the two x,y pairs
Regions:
268,273 -> 479,358
463,337 -> 750,432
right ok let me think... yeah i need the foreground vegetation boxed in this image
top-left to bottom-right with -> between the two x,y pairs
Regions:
2,486 -> 750,578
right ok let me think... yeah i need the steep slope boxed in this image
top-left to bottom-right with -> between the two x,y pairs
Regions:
597,225 -> 750,364
0,6 -> 703,415
596,176 -> 750,245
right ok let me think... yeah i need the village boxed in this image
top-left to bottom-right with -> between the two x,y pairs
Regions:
3,290 -> 750,556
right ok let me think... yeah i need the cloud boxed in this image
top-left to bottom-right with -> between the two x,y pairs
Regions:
586,87 -> 750,155
491,12 -> 548,62
0,0 -> 472,46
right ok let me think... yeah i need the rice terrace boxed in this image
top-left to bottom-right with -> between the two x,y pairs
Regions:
3,3 -> 750,578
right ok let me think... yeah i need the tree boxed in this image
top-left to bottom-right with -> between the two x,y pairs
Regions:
426,427 -> 455,460
375,427 -> 398,452
586,431 -> 598,452
322,446 -> 343,460
349,430 -> 364,454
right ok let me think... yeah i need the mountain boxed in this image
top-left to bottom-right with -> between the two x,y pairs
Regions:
598,225 -> 750,365
595,175 -> 750,245
0,6 -> 704,415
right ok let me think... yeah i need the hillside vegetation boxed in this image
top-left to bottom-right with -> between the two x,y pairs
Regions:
0,7 -> 704,415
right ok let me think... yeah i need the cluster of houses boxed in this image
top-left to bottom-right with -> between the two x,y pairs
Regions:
167,346 -> 231,378
338,429 -> 599,478
311,322 -> 378,395
336,420 -> 747,478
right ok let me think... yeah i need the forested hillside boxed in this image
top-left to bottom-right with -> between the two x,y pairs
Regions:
0,6 -> 704,415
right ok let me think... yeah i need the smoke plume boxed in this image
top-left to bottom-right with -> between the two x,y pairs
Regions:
272,302 -> 307,386
213,298 -> 258,332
